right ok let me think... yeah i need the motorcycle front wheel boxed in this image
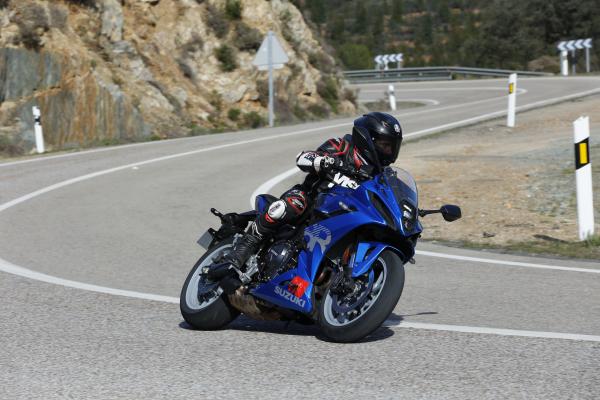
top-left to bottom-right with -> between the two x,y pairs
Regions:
180,237 -> 240,330
318,250 -> 405,343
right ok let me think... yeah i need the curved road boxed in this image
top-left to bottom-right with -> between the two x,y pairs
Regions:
1,77 -> 599,399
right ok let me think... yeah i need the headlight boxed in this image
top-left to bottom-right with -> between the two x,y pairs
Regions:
402,202 -> 416,230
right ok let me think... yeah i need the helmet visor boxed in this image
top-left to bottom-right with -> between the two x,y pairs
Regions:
374,137 -> 400,164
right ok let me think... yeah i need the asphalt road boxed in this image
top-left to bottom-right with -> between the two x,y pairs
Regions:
1,77 -> 600,399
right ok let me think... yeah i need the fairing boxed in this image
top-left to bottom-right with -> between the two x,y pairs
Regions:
251,167 -> 422,314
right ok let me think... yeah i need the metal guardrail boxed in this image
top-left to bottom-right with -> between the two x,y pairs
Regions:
343,66 -> 552,83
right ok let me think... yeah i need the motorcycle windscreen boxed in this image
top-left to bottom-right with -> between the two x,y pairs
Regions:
383,167 -> 418,208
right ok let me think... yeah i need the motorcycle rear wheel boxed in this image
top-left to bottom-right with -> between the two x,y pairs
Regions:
317,250 -> 405,343
180,238 -> 240,330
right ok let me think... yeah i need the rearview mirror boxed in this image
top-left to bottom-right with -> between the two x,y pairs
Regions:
440,205 -> 461,222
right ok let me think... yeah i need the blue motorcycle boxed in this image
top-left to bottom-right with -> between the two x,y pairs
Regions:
180,129 -> 461,342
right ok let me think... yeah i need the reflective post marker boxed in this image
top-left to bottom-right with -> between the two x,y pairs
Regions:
574,116 -> 594,240
32,106 -> 45,154
388,84 -> 397,111
507,73 -> 517,128
560,50 -> 569,76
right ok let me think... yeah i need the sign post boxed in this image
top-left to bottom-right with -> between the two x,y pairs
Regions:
573,116 -> 594,240
558,38 -> 593,76
507,73 -> 517,128
32,106 -> 45,154
253,31 -> 289,127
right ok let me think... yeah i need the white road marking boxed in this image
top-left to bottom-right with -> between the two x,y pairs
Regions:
0,257 -> 179,303
360,87 -> 527,93
2,254 -> 597,342
359,98 -> 441,105
383,320 -> 600,342
415,250 -> 599,274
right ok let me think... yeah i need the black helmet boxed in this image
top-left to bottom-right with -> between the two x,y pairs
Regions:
353,112 -> 403,166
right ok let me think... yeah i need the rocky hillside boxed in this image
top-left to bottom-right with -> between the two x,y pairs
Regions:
0,0 -> 356,155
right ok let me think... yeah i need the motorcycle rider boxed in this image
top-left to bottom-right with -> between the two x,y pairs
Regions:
221,112 -> 403,275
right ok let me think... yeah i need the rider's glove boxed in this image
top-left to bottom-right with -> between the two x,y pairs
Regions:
320,155 -> 346,173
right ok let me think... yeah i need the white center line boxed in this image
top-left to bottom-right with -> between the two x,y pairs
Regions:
383,320 -> 600,342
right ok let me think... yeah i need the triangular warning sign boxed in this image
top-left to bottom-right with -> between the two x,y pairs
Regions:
252,32 -> 289,68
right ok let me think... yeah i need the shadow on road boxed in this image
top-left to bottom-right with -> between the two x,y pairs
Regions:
179,316 -> 397,343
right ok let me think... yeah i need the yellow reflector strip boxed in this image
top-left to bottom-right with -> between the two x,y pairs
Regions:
509,83 -> 514,94
580,142 -> 588,165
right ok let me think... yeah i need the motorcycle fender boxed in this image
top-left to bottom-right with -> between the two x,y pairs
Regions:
351,242 -> 403,278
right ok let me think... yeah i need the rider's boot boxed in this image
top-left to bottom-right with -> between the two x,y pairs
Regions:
223,226 -> 262,270
207,224 -> 263,293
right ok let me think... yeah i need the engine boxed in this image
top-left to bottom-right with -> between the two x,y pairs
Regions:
260,240 -> 298,281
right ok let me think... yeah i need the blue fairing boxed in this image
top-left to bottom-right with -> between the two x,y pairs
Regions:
251,167 -> 422,314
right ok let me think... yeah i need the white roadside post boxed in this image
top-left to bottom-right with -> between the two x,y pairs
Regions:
32,106 -> 45,154
574,116 -> 595,240
560,50 -> 569,76
583,38 -> 592,73
252,31 -> 288,128
388,84 -> 397,111
506,73 -> 517,128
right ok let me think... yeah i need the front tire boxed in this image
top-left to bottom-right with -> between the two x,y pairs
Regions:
318,250 -> 405,342
180,238 -> 240,330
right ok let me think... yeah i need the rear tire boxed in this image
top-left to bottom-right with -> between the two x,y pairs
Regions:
318,250 -> 405,343
180,238 -> 240,330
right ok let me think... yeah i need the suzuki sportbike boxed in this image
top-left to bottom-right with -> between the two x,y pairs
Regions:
180,130 -> 461,342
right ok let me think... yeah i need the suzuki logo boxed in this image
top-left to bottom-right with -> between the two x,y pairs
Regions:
275,286 -> 306,307
304,224 -> 332,253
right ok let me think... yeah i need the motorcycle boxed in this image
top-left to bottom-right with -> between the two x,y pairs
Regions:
180,128 -> 461,342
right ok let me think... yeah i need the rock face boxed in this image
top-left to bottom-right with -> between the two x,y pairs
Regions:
0,0 -> 355,154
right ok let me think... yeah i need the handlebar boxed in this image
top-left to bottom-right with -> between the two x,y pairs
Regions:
332,164 -> 371,180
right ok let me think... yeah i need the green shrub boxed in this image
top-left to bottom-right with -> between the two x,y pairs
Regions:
233,22 -> 262,52
189,123 -> 209,136
343,88 -> 357,105
293,104 -> 308,120
214,45 -> 238,72
308,52 -> 335,74
317,76 -> 339,112
225,0 -> 242,20
180,33 -> 204,55
208,90 -> 223,113
242,111 -> 264,128
48,4 -> 68,30
64,0 -> 97,7
227,108 -> 241,121
307,104 -> 329,118
338,43 -> 372,70
0,135 -> 24,157
256,79 -> 268,107
206,4 -> 228,38
15,2 -> 50,50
